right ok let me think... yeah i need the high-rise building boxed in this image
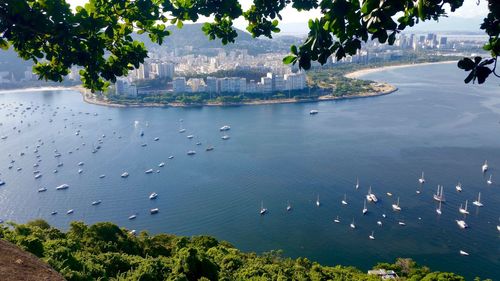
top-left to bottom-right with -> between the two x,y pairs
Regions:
206,77 -> 218,94
158,62 -> 175,79
173,77 -> 187,93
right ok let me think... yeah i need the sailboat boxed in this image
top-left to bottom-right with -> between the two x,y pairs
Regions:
316,195 -> 320,207
455,182 -> 462,192
472,192 -> 483,207
497,218 -> 500,232
178,120 -> 186,133
456,219 -> 468,229
366,186 -> 378,203
286,201 -> 292,211
459,250 -> 470,256
392,197 -> 401,211
341,194 -> 348,205
487,174 -> 493,185
260,201 -> 268,215
362,199 -> 368,214
459,200 -> 469,214
436,200 -> 442,215
355,178 -> 359,189
482,160 -> 488,173
433,185 -> 445,202
333,216 -> 340,223
350,218 -> 356,229
369,231 -> 375,240
418,171 -> 425,184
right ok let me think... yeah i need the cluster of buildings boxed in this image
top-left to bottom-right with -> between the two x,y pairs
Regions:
171,72 -> 306,95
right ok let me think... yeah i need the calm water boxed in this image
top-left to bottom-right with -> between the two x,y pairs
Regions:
0,63 -> 499,279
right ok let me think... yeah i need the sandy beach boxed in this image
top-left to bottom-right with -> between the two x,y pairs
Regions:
345,61 -> 456,79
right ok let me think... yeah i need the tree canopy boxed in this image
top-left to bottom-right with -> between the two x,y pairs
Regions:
0,0 -> 498,92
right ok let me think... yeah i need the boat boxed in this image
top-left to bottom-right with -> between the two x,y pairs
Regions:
433,185 -> 445,202
386,192 -> 392,196
150,208 -> 159,214
456,220 -> 468,229
0,180 -> 5,186
341,194 -> 348,205
220,125 -> 231,131
91,200 -> 102,206
196,142 -> 202,146
286,201 -> 292,211
154,137 -> 159,141
418,171 -> 425,184
309,110 -> 319,115
369,231 -> 375,240
57,162 -> 63,167
129,230 -> 137,235
121,172 -> 129,178
377,221 -> 383,226
206,146 -> 214,151
141,143 -> 147,147
128,214 -> 137,220
350,218 -> 356,229
260,201 -> 268,215
145,169 -> 153,174
482,160 -> 488,173
50,211 -> 57,215
355,177 -> 359,189
187,135 -> 194,139
398,221 -> 406,226
168,155 -> 174,159
366,186 -> 378,203
99,174 -> 106,178
67,209 -> 74,214
179,121 -> 186,133
316,195 -> 320,207
221,135 -> 230,140
38,187 -> 47,192
187,150 -> 196,155
149,192 -> 158,200
140,130 -> 144,137
459,250 -> 469,256
436,200 -> 442,215
362,199 -> 368,215
77,161 -> 84,166
456,182 -> 462,192
34,173 -> 42,179
459,200 -> 469,214
392,197 -> 401,211
56,184 -> 69,190
333,216 -> 340,223
78,169 -> 83,174
472,192 -> 483,207
487,174 -> 493,185
158,162 -> 165,167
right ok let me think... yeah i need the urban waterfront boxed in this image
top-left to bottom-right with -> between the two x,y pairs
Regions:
0,63 -> 499,279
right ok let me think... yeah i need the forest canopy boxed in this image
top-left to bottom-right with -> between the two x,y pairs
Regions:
0,0 -> 498,92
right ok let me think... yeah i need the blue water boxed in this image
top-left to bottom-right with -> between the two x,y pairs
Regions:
0,63 -> 499,279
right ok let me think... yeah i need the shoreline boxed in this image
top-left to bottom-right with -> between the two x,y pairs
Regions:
344,60 -> 456,79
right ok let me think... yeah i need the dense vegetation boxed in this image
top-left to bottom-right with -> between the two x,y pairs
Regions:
0,220 -> 492,281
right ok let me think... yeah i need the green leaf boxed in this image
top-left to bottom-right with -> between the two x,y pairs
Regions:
177,20 -> 183,29
283,55 -> 297,64
0,39 -> 9,50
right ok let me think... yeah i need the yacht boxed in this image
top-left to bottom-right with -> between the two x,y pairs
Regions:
377,221 -> 383,226
221,135 -> 230,140
392,197 -> 401,211
398,221 -> 406,226
362,199 -> 368,215
187,135 -> 194,139
78,169 -> 83,174
433,185 -> 445,202
50,211 -> 57,215
386,192 -> 393,196
128,214 -> 137,220
0,180 -> 5,186
187,150 -> 196,155
369,231 -> 375,240
487,174 -> 493,185
196,142 -> 202,146
482,160 -> 488,173
316,195 -> 320,207
260,201 -> 268,215
472,192 -> 483,207
140,130 -> 144,137
341,194 -> 348,205
350,218 -> 356,229
220,125 -> 231,131
154,137 -> 159,141
77,161 -> 84,166
158,162 -> 165,167
145,169 -> 154,174
34,173 -> 42,179
56,184 -> 69,190
206,146 -> 214,151
418,172 -> 425,184
149,192 -> 158,200
91,200 -> 102,206
459,200 -> 469,214
99,174 -> 106,179
459,250 -> 469,256
67,209 -> 74,215
333,216 -> 340,223
179,120 -> 186,133
436,200 -> 442,215
355,177 -> 359,189
168,155 -> 174,159
38,187 -> 47,192
57,162 -> 63,167
286,201 -> 292,212
309,110 -> 319,115
141,143 -> 147,147
366,186 -> 378,203
455,182 -> 462,192
121,172 -> 129,178
150,208 -> 159,214
456,220 -> 468,229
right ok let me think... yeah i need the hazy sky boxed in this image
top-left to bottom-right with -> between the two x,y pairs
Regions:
66,0 -> 488,31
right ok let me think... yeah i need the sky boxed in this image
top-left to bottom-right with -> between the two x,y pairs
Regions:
66,0 -> 489,34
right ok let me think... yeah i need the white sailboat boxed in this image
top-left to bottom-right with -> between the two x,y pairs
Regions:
455,182 -> 462,192
459,250 -> 469,256
487,174 -> 493,185
366,186 -> 378,203
286,201 -> 292,211
433,185 -> 445,202
482,160 -> 488,173
418,171 -> 425,184
355,177 -> 359,189
362,199 -> 368,215
260,201 -> 268,215
369,231 -> 375,240
436,200 -> 442,215
472,192 -> 483,207
316,195 -> 320,207
392,197 -> 401,211
456,219 -> 468,229
459,200 -> 469,214
333,216 -> 340,223
341,193 -> 348,205
350,218 -> 356,229
497,218 -> 500,232
179,120 -> 186,133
